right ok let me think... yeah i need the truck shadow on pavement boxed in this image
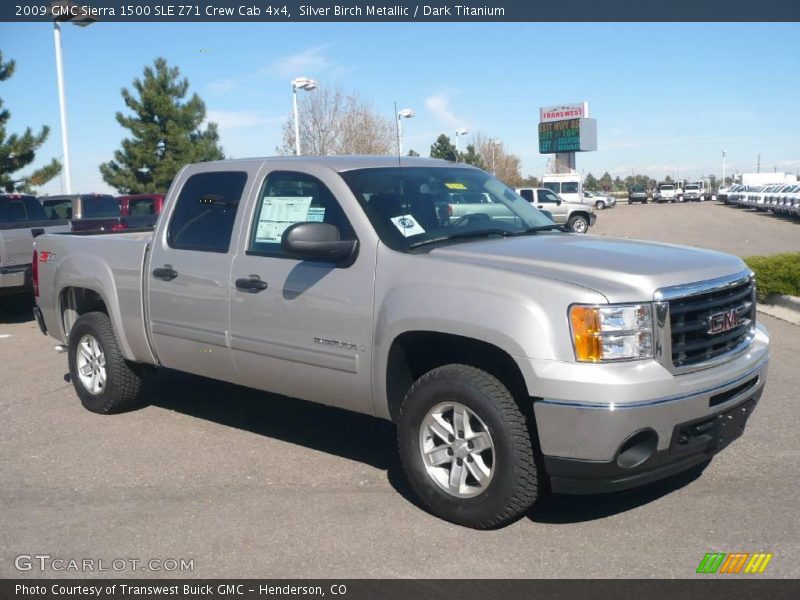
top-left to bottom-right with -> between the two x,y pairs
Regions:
0,295 -> 35,324
143,368 -> 704,526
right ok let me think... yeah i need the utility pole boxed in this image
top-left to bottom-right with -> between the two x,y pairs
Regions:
757,154 -> 761,173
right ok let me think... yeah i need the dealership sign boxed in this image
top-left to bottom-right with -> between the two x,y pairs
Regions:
538,118 -> 597,153
539,102 -> 589,123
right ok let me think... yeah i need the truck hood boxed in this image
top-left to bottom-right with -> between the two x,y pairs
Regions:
427,234 -> 747,302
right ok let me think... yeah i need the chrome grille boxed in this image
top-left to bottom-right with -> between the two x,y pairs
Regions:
667,278 -> 755,368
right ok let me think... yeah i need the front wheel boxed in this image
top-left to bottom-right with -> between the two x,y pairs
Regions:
595,200 -> 605,210
397,365 -> 539,529
567,214 -> 589,233
68,311 -> 144,414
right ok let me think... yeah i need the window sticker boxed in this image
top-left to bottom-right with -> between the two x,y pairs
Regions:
255,196 -> 313,242
445,182 -> 467,190
390,214 -> 426,237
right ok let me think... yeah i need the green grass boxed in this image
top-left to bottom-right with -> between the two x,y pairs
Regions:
743,253 -> 800,301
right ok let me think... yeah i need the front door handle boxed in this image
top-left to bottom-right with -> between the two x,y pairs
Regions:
536,204 -> 544,209
235,275 -> 268,293
152,265 -> 178,281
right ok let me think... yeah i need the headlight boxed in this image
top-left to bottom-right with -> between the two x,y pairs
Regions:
570,304 -> 654,362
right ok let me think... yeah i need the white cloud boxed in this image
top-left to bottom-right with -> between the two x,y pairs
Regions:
425,92 -> 465,129
206,110 -> 284,130
266,45 -> 334,78
776,158 -> 800,169
207,79 -> 237,95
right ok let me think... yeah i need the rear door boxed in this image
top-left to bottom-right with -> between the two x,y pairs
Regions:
227,165 -> 375,414
146,168 -> 253,382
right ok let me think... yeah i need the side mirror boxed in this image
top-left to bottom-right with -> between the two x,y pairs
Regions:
281,222 -> 357,261
556,199 -> 562,206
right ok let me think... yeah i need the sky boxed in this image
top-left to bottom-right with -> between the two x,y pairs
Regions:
1,21 -> 799,195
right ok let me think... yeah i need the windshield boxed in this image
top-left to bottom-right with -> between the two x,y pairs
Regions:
660,185 -> 674,191
81,195 -> 120,218
340,166 -> 556,252
685,185 -> 699,190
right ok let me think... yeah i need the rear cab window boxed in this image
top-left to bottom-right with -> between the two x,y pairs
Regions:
81,195 -> 121,218
0,195 -> 47,223
167,171 -> 247,253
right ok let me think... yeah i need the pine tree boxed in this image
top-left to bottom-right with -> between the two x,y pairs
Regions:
429,134 -> 457,162
100,57 -> 223,194
407,149 -> 420,157
459,144 -> 484,169
0,52 -> 61,193
584,172 -> 598,191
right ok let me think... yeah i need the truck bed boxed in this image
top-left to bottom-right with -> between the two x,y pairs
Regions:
34,231 -> 156,364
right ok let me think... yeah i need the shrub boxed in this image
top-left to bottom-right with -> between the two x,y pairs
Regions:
743,253 -> 800,301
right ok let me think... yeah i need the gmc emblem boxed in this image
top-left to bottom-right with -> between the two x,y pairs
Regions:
707,306 -> 744,335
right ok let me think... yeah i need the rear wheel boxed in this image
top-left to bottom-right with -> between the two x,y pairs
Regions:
397,365 -> 539,529
595,200 -> 605,210
67,311 -> 143,414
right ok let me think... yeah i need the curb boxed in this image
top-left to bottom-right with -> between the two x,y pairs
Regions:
757,294 -> 800,326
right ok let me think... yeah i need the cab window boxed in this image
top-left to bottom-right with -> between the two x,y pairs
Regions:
248,171 -> 355,257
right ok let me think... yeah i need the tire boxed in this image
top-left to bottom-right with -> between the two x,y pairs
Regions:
567,214 -> 589,233
397,365 -> 538,529
595,200 -> 604,210
67,311 -> 143,414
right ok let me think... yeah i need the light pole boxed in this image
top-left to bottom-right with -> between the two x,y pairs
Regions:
455,128 -> 468,154
49,1 -> 96,194
396,108 -> 414,156
291,77 -> 318,156
490,139 -> 502,175
722,150 -> 727,190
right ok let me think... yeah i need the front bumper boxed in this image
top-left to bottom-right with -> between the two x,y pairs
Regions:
531,323 -> 769,493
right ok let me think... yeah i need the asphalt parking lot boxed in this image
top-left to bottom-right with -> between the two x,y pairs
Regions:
1,201 -> 798,579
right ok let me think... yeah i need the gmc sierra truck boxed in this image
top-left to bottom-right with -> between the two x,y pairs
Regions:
0,194 -> 69,299
32,157 -> 770,529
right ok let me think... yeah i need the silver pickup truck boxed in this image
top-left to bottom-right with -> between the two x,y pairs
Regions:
1,194 -> 69,299
32,157 -> 770,529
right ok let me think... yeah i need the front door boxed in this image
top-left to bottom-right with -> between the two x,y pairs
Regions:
535,189 -> 567,223
228,167 -> 375,414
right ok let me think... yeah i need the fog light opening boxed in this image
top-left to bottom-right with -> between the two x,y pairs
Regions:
616,429 -> 658,469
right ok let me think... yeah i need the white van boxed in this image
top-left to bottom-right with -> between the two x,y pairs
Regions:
541,174 -> 583,204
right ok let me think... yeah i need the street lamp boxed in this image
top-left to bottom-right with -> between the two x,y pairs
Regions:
49,1 -> 97,194
455,128 -> 468,154
722,150 -> 727,190
291,77 -> 318,156
396,108 -> 414,155
490,139 -> 502,175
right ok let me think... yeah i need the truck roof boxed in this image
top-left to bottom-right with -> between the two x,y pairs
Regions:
192,155 -> 470,172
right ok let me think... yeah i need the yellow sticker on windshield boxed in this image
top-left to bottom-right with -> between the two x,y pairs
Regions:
445,182 -> 467,190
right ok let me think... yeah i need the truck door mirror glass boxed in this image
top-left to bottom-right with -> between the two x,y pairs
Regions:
281,222 -> 358,262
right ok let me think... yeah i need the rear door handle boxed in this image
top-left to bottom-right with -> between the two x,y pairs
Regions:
152,265 -> 178,281
235,275 -> 268,293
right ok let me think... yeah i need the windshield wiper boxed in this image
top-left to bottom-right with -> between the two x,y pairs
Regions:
408,229 -> 515,249
408,225 -> 564,249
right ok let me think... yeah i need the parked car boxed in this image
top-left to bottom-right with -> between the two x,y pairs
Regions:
515,187 -> 596,232
0,194 -> 69,299
583,190 -> 616,210
654,183 -> 677,203
41,193 -> 157,232
541,174 -> 583,204
628,185 -> 648,204
682,183 -> 706,202
33,156 -> 770,529
117,193 -> 165,220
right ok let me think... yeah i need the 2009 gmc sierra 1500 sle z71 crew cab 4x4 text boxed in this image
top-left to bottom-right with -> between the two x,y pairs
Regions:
32,157 -> 770,529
